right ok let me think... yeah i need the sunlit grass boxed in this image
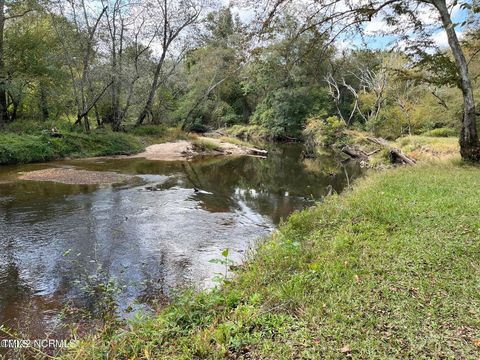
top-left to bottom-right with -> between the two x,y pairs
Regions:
0,122 -> 192,164
0,129 -> 144,164
395,135 -> 460,162
191,138 -> 223,152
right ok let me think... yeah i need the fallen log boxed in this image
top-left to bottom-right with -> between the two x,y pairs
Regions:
366,137 -> 416,165
390,148 -> 416,165
341,145 -> 369,161
366,137 -> 390,147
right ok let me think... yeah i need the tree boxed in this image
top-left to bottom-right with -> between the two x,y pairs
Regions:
176,7 -> 248,130
136,0 -> 204,125
51,0 -> 110,132
243,13 -> 334,137
4,9 -> 68,121
256,0 -> 480,161
0,0 -> 39,127
98,0 -> 155,130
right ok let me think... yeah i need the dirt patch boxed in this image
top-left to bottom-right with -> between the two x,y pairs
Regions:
19,168 -> 132,185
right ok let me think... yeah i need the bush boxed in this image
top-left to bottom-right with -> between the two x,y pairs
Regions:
191,138 -> 222,152
422,127 -> 457,137
251,86 -> 331,138
0,133 -> 58,164
303,115 -> 347,148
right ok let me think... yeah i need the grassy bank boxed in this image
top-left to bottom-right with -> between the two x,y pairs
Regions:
0,131 -> 144,164
63,162 -> 480,359
0,122 -> 190,165
337,131 -> 460,166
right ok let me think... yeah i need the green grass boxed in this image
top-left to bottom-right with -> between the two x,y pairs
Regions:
0,129 -> 144,164
62,163 -> 480,359
422,127 -> 458,138
191,138 -> 223,152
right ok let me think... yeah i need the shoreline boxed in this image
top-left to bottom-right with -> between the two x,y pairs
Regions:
11,136 -> 267,184
60,161 -> 480,359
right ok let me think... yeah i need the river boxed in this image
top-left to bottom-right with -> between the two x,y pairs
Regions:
0,143 -> 362,340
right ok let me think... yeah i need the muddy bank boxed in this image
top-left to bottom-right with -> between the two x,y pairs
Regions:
19,168 -> 132,185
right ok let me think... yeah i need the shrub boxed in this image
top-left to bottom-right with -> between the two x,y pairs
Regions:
303,115 -> 347,148
191,138 -> 222,152
185,121 -> 210,133
224,124 -> 269,140
422,127 -> 457,137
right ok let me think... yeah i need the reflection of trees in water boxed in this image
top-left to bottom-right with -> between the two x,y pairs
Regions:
180,143 -> 363,224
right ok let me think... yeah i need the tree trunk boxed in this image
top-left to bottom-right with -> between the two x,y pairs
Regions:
136,59 -> 164,126
39,82 -> 49,121
10,98 -> 18,121
111,37 -> 121,130
434,0 -> 480,161
0,0 -> 8,127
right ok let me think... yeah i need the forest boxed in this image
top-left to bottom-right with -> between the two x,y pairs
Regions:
0,0 -> 479,161
0,0 -> 480,359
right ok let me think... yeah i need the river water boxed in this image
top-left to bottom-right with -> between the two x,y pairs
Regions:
0,143 -> 362,339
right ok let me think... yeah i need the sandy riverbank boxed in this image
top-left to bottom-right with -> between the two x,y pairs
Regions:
18,168 -> 133,185
131,137 -> 265,161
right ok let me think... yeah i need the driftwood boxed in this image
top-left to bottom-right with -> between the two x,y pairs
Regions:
246,147 -> 268,157
366,149 -> 381,156
367,137 -> 416,165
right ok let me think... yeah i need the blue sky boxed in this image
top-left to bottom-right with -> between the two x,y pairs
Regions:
225,0 -> 471,52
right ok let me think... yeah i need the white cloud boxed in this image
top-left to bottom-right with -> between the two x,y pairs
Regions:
432,30 -> 464,48
364,16 -> 391,35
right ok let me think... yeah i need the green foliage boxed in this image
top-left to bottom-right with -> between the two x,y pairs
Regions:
303,115 -> 347,148
130,124 -> 167,137
63,164 -> 480,359
366,104 -> 406,139
224,124 -> 270,140
251,86 -> 330,138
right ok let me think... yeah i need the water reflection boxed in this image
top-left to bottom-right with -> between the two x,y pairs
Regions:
0,143 -> 363,339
